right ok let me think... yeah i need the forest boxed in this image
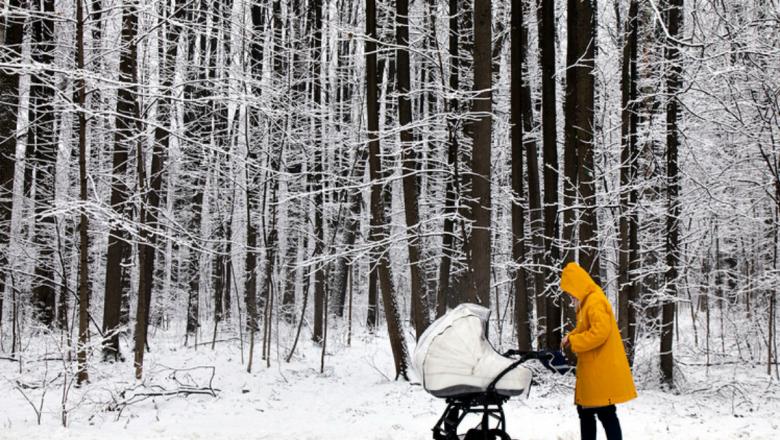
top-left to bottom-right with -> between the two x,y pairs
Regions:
0,0 -> 779,438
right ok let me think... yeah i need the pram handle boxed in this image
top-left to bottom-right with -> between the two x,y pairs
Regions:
486,351 -> 536,393
502,349 -> 529,357
487,350 -> 572,393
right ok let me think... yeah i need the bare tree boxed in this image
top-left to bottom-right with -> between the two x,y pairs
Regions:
311,0 -> 326,345
142,0 -> 185,342
568,0 -> 599,278
75,0 -> 90,386
103,0 -> 140,359
367,0 -> 409,380
511,0 -> 531,351
619,0 -> 640,364
537,0 -> 560,349
469,0 -> 493,307
662,0 -> 684,386
395,0 -> 430,339
0,0 -> 26,323
28,0 -> 57,326
436,0 -> 464,317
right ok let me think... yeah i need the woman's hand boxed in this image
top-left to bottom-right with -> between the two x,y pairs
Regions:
561,335 -> 570,350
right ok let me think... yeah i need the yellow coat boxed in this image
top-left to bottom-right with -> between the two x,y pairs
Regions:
561,262 -> 637,407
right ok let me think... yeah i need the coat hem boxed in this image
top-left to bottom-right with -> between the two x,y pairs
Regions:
574,392 -> 637,407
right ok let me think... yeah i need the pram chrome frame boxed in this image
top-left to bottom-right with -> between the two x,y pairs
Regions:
431,350 -> 550,440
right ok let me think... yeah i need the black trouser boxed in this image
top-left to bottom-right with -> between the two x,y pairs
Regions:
577,405 -> 622,440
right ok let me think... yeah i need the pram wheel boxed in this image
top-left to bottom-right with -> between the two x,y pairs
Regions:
432,393 -> 513,440
464,428 -> 512,440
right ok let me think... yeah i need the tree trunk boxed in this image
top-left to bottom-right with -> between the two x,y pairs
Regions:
331,3 -> 359,319
204,0 -> 232,331
619,0 -> 640,364
561,0 -> 579,271
538,0 -> 560,349
281,166 -> 301,324
367,258 -> 378,330
396,0 -> 430,339
0,0 -> 26,321
563,0 -> 599,338
662,0 -> 684,386
518,0 -> 545,349
458,0 -> 476,298
367,0 -> 409,380
185,173 -> 206,340
568,0 -> 599,278
143,0 -> 184,341
257,0 -> 284,336
27,0 -> 57,327
469,0 -> 493,307
245,0 -> 266,336
76,0 -> 90,385
511,0 -> 531,351
102,0 -> 139,358
436,0 -> 462,317
311,0 -> 325,345
134,99 -> 151,380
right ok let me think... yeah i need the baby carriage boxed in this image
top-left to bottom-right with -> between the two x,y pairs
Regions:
413,304 -> 572,440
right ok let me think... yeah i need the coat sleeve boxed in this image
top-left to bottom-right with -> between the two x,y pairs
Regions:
566,317 -> 584,339
568,300 -> 611,353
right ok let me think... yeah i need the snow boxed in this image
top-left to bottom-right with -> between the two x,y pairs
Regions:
1,327 -> 779,440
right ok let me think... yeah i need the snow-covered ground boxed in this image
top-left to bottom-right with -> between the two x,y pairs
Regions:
1,326 -> 778,439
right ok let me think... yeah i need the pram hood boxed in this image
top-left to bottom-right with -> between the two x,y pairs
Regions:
413,303 -> 532,398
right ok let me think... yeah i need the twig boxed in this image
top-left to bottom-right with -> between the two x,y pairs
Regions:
195,337 -> 239,347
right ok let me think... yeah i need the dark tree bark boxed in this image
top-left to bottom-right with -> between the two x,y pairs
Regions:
185,173 -> 205,340
0,0 -> 26,324
185,0 -> 228,343
102,0 -> 139,358
142,0 -> 184,341
561,0 -> 579,271
280,0 -> 305,324
511,0 -> 531,351
619,0 -> 640,364
257,0 -> 284,336
469,0 -> 493,307
562,0 -> 599,337
281,170 -> 302,324
205,0 -> 233,330
261,162 -> 280,337
76,0 -> 90,385
538,0 -> 560,349
311,0 -> 326,345
367,0 -> 409,379
245,0 -> 266,335
517,0 -> 545,348
436,0 -> 462,317
56,222 -> 71,332
457,0 -> 476,296
367,260 -> 378,330
134,97 -> 151,380
331,2 -> 359,319
213,227 -> 226,325
662,0 -> 684,386
395,0 -> 430,339
27,0 -> 57,326
566,0 -> 599,277
181,7 -> 210,340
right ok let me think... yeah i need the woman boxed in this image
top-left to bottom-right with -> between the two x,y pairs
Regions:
560,262 -> 637,440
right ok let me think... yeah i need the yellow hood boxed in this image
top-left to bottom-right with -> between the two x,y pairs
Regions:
560,262 -> 598,301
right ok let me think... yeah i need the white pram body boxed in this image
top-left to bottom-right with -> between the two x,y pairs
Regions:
413,304 -> 532,398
